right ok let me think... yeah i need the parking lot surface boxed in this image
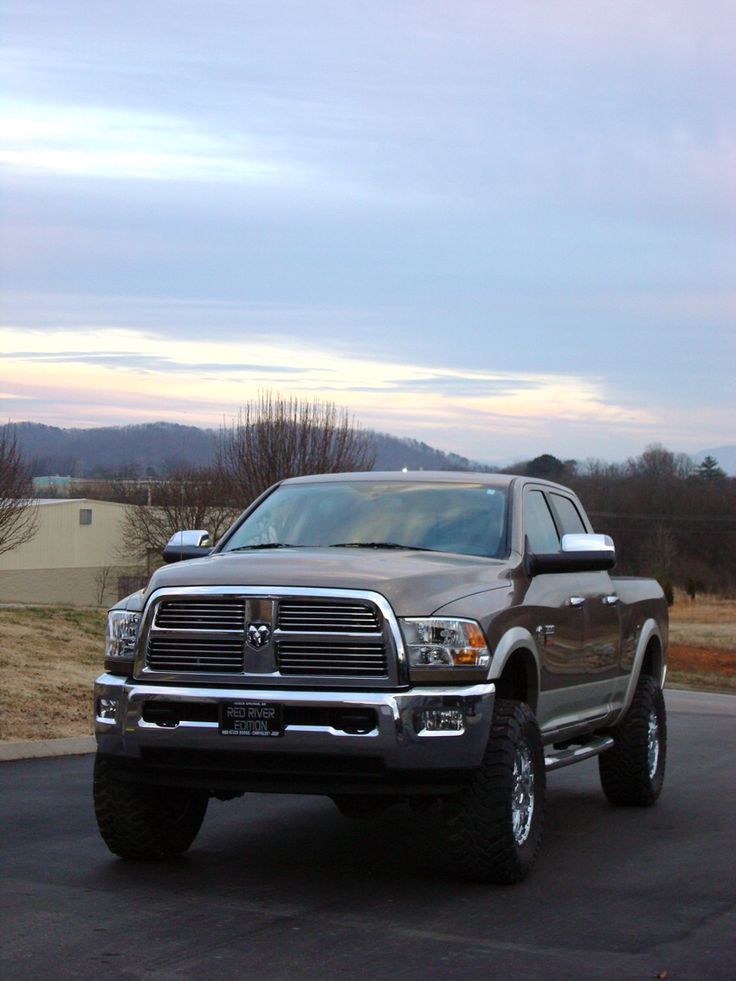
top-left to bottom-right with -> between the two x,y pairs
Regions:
1,689 -> 734,980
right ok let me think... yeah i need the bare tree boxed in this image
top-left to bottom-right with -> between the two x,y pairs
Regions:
94,565 -> 115,606
218,392 -> 376,505
120,465 -> 238,560
626,443 -> 693,481
0,425 -> 38,556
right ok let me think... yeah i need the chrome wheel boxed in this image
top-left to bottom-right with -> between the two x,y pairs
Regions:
647,709 -> 660,779
512,740 -> 535,845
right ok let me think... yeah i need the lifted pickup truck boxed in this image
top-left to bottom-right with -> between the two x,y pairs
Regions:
94,472 -> 667,882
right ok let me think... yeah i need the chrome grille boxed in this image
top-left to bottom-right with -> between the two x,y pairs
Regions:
278,601 -> 380,633
147,636 -> 244,673
141,591 -> 396,685
277,642 -> 387,676
154,599 -> 244,630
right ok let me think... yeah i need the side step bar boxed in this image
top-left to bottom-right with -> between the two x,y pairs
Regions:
545,735 -> 614,771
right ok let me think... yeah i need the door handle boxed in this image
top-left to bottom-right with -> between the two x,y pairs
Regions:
602,594 -> 620,606
568,596 -> 586,607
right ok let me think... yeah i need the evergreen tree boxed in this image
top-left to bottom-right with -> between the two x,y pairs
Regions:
695,455 -> 725,481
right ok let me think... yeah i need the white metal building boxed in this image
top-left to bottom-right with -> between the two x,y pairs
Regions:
0,499 -> 146,607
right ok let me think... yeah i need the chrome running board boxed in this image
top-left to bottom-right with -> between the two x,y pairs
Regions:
545,735 -> 614,771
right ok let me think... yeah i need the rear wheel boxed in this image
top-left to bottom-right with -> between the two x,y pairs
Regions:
93,754 -> 208,859
599,675 -> 666,806
443,699 -> 545,884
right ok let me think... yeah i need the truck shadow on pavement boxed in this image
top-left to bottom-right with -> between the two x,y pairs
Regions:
88,775 -> 649,896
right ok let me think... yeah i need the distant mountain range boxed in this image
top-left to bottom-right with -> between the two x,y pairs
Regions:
10,421 -> 735,478
11,421 -> 492,478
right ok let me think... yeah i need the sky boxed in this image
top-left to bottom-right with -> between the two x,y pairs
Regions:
1,0 -> 734,465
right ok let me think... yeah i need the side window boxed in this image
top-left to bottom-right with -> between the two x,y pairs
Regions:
524,490 -> 560,552
550,494 -> 586,536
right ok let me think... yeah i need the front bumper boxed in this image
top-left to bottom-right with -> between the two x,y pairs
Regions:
94,674 -> 495,795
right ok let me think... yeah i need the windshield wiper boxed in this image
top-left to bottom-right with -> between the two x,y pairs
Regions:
229,541 -> 439,553
329,542 -> 437,552
228,543 -> 302,552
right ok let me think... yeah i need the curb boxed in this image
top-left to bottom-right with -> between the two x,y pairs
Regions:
0,736 -> 95,762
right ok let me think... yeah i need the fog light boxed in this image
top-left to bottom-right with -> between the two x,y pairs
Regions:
419,708 -> 464,732
96,696 -> 118,721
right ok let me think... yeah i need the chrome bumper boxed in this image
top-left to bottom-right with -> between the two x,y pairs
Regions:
94,674 -> 495,772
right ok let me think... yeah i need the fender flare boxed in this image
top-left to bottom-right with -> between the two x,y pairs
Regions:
618,617 -> 666,718
487,627 -> 542,714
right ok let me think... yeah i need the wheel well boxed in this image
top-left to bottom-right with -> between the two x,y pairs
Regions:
495,649 -> 539,714
640,636 -> 663,681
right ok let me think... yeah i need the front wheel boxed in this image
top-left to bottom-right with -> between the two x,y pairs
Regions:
443,700 -> 546,884
599,675 -> 666,806
93,754 -> 209,859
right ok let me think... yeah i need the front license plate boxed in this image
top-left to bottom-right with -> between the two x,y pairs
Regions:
219,701 -> 283,737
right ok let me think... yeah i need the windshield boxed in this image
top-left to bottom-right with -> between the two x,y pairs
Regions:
220,480 -> 508,559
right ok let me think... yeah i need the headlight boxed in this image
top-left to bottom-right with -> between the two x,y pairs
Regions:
104,610 -> 140,673
400,617 -> 489,680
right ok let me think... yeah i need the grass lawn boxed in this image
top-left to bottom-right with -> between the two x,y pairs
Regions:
0,606 -> 106,741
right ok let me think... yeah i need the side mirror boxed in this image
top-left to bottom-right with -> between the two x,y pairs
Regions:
526,533 -> 616,576
162,529 -> 213,564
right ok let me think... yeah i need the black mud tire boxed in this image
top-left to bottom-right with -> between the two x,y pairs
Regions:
443,700 -> 546,884
330,794 -> 392,819
93,754 -> 209,859
599,675 -> 666,806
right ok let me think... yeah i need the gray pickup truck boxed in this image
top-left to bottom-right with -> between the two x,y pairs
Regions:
94,471 -> 668,882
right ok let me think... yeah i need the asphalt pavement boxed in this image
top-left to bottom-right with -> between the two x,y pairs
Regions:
1,689 -> 734,980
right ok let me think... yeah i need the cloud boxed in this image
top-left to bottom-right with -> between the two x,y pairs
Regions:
0,100 -> 308,186
0,324 -> 656,449
0,351 -> 306,374
2,318 -> 730,461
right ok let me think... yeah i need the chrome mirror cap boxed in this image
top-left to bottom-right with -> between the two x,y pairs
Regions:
562,533 -> 614,553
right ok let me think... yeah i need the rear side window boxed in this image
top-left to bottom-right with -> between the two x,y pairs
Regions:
550,494 -> 586,535
524,490 -> 560,552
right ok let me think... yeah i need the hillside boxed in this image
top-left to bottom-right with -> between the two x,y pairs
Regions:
13,421 -> 219,477
12,421 -> 492,478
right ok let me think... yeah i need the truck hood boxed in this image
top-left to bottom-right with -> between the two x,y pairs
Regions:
144,547 -> 510,617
